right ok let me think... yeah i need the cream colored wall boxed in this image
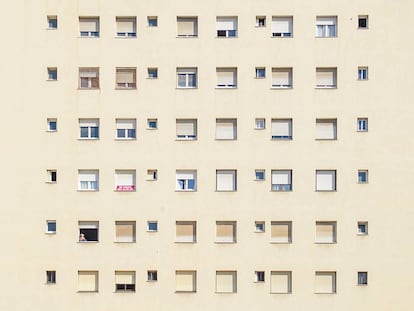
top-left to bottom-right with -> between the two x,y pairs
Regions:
1,0 -> 414,310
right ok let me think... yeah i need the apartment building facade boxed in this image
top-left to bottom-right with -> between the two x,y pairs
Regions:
1,0 -> 414,310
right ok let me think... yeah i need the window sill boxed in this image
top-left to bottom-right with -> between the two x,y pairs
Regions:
270,190 -> 292,192
175,190 -> 197,192
175,291 -> 196,294
175,241 -> 196,244
215,190 -> 237,192
77,88 -> 100,90
147,128 -> 158,130
357,233 -> 368,236
215,86 -> 237,89
46,79 -> 58,82
114,36 -> 137,39
46,28 -> 58,30
315,36 -> 337,38
271,138 -> 293,141
315,190 -> 336,192
114,241 -> 136,243
115,138 -> 136,141
215,241 -> 236,244
176,35 -> 198,38
77,291 -> 99,293
147,77 -> 158,79
115,290 -> 136,293
315,139 -> 337,141
45,232 -> 56,235
46,130 -> 57,132
146,179 -> 157,181
315,86 -> 337,89
77,241 -> 99,243
254,179 -> 265,181
314,242 -> 337,244
270,86 -> 292,90
254,230 -> 265,233
255,77 -> 266,79
215,139 -> 237,141
147,230 -> 158,233
269,292 -> 292,294
77,189 -> 99,192
269,241 -> 291,244
215,37 -> 238,39
176,138 -> 197,141
45,181 -> 57,184
176,87 -> 198,90
78,138 -> 100,140
78,36 -> 100,39
215,291 -> 237,294
146,280 -> 158,282
45,282 -> 56,285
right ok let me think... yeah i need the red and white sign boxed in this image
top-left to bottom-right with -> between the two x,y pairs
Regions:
116,185 -> 135,192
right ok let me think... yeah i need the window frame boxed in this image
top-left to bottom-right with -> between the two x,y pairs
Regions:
115,17 -> 137,38
176,67 -> 197,88
115,170 -> 136,192
47,16 -> 58,29
147,16 -> 158,27
115,67 -> 137,89
147,67 -> 158,79
315,221 -> 337,244
255,169 -> 265,181
315,16 -> 337,38
215,118 -> 237,140
46,220 -> 56,234
357,221 -> 368,235
78,170 -> 99,191
147,221 -> 158,232
79,17 -> 100,37
176,170 -> 197,191
271,67 -> 293,89
315,119 -> 337,140
79,119 -> 99,139
255,118 -> 266,130
255,271 -> 265,282
314,271 -> 336,294
255,16 -> 266,27
78,221 -> 99,242
115,221 -> 136,243
358,15 -> 369,29
175,270 -> 197,293
357,118 -> 368,132
115,119 -> 136,140
270,221 -> 292,243
358,67 -> 368,80
177,16 -> 198,37
254,221 -> 265,233
47,118 -> 57,132
315,67 -> 337,88
315,170 -> 337,192
215,221 -> 237,243
216,67 -> 237,88
216,16 -> 238,38
46,271 -> 56,284
78,271 -> 99,292
358,170 -> 368,183
216,271 -> 237,293
115,271 -> 136,292
271,118 -> 293,140
270,271 -> 292,294
147,118 -> 158,130
147,270 -> 158,281
216,169 -> 237,192
255,67 -> 266,79
175,221 -> 197,243
79,67 -> 99,89
176,119 -> 197,140
357,272 -> 368,285
271,170 -> 292,191
271,16 -> 293,38
147,169 -> 158,181
47,67 -> 57,81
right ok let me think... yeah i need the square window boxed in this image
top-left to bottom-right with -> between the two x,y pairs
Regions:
216,68 -> 237,88
316,67 -> 337,88
46,271 -> 56,284
255,118 -> 265,129
357,222 -> 368,235
79,68 -> 99,89
147,118 -> 158,129
271,68 -> 293,88
115,271 -> 136,292
47,16 -> 57,29
46,220 -> 56,234
216,170 -> 237,191
316,119 -> 337,140
47,169 -> 57,183
47,67 -> 57,80
216,17 -> 237,37
147,169 -> 158,181
147,68 -> 158,79
271,119 -> 292,139
315,221 -> 337,243
315,272 -> 336,293
254,221 -> 265,232
256,16 -> 266,27
316,170 -> 336,191
357,118 -> 368,132
115,221 -> 136,242
271,170 -> 292,191
270,221 -> 292,243
147,221 -> 158,232
116,119 -> 136,139
78,271 -> 98,292
175,271 -> 196,292
176,119 -> 197,140
216,221 -> 237,243
79,119 -> 99,139
148,16 -> 158,27
255,169 -> 265,181
115,170 -> 136,192
47,118 -> 57,131
177,17 -> 198,37
176,68 -> 197,88
116,68 -> 137,89
176,221 -> 196,243
78,170 -> 99,191
315,16 -> 337,37
216,119 -> 237,140
357,272 -> 368,285
358,67 -> 368,80
176,170 -> 197,191
79,17 -> 100,37
271,16 -> 293,37
255,271 -> 265,282
79,221 -> 99,242
270,271 -> 292,293
147,270 -> 158,281
358,15 -> 368,29
216,271 -> 237,293
255,67 -> 266,78
116,17 -> 136,37
358,170 -> 368,183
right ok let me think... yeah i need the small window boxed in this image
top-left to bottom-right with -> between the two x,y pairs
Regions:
115,271 -> 136,292
177,68 -> 197,88
115,221 -> 136,242
271,16 -> 293,37
316,170 -> 336,191
176,221 -> 196,243
271,119 -> 292,140
147,68 -> 158,79
216,170 -> 237,191
216,68 -> 237,88
271,68 -> 292,88
148,16 -> 158,27
255,118 -> 265,129
254,221 -> 265,232
46,220 -> 56,234
216,271 -> 237,293
358,15 -> 368,29
78,170 -> 99,191
177,17 -> 198,37
316,68 -> 337,88
216,221 -> 236,243
357,222 -> 368,235
315,16 -> 337,37
79,221 -> 99,242
116,17 -> 136,37
115,170 -> 136,192
116,119 -> 136,139
47,169 -> 57,183
357,118 -> 368,132
176,170 -> 197,191
315,271 -> 336,293
315,221 -> 337,243
147,221 -> 158,232
358,67 -> 368,80
255,271 -> 265,282
47,67 -> 57,81
79,17 -> 100,37
255,67 -> 266,78
79,119 -> 99,139
47,118 -> 57,132
358,170 -> 368,183
271,170 -> 292,191
256,16 -> 266,27
357,272 -> 368,285
315,119 -> 337,140
216,119 -> 237,140
255,169 -> 265,181
78,271 -> 98,292
176,119 -> 197,140
270,271 -> 292,294
46,271 -> 56,284
79,68 -> 99,89
147,118 -> 158,129
216,17 -> 238,37
116,68 -> 137,89
175,271 -> 196,293
147,169 -> 158,181
47,16 -> 58,29
147,270 -> 158,281
270,221 -> 292,243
